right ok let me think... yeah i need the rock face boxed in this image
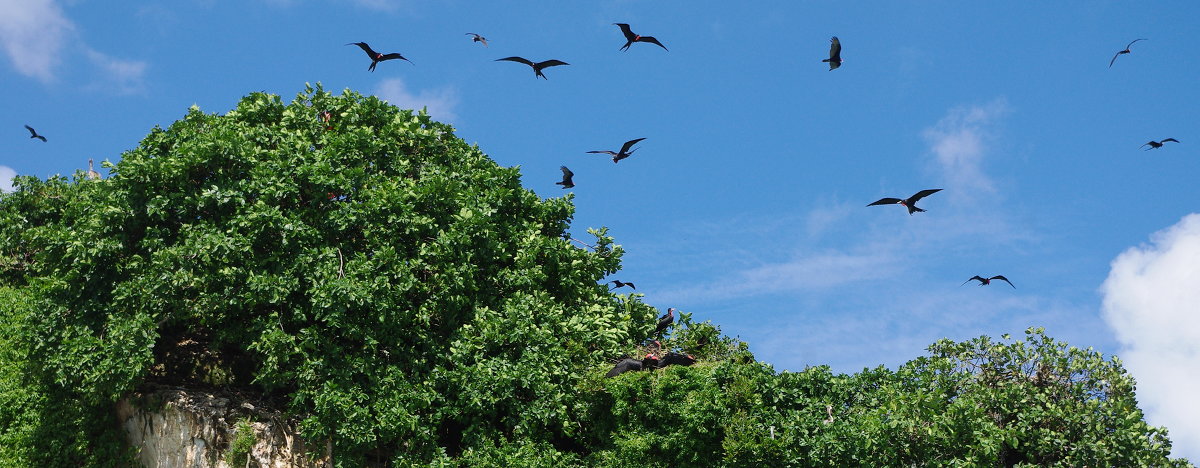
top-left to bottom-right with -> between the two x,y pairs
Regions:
117,387 -> 329,468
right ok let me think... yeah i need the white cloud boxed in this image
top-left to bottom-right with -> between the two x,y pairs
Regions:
83,47 -> 148,95
0,0 -> 74,82
0,165 -> 16,192
1102,213 -> 1200,461
374,78 -> 459,123
922,98 -> 1009,199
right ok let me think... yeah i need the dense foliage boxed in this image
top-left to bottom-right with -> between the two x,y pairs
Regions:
0,86 -> 1189,467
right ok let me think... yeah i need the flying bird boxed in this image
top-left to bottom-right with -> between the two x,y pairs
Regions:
346,42 -> 412,72
465,33 -> 488,47
614,23 -> 668,51
822,36 -> 842,70
1109,38 -> 1147,67
962,275 -> 1015,288
868,189 -> 942,215
655,307 -> 675,337
1142,138 -> 1179,150
24,125 -> 46,142
554,166 -> 575,188
587,137 -> 646,163
609,280 -> 636,290
495,57 -> 569,79
657,352 -> 695,369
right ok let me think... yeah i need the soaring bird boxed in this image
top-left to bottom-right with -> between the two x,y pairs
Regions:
962,275 -> 1015,288
87,159 -> 101,180
614,23 -> 668,51
588,138 -> 646,163
605,358 -> 643,378
1109,39 -> 1147,67
347,42 -> 412,72
657,352 -> 695,369
609,280 -> 636,290
24,125 -> 46,142
1142,138 -> 1179,150
655,307 -> 675,337
465,33 -> 488,47
822,36 -> 842,70
495,57 -> 569,79
868,189 -> 942,215
556,166 -> 575,189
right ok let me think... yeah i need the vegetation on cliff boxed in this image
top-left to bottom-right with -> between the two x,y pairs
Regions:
0,86 -> 1188,467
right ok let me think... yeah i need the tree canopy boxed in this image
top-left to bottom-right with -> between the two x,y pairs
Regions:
0,86 -> 1189,467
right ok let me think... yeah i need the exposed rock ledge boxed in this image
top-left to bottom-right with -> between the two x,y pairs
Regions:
117,387 -> 329,468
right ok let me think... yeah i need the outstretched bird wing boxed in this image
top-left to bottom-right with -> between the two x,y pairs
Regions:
867,197 -> 903,206
560,166 -> 574,179
534,59 -> 569,69
828,36 -> 841,61
619,137 -> 647,154
586,150 -> 617,156
614,23 -> 637,41
1161,138 -> 1180,144
347,42 -> 378,58
1109,51 -> 1122,68
639,36 -> 668,51
378,53 -> 413,64
496,56 -> 534,66
1126,38 -> 1146,49
990,275 -> 1015,288
961,275 -> 986,286
908,189 -> 943,203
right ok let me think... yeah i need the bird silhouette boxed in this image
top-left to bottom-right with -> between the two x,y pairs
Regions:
614,23 -> 668,51
655,307 -> 675,337
609,280 -> 636,290
1109,39 -> 1146,67
822,36 -> 842,70
1142,138 -> 1179,150
87,159 -> 101,180
588,137 -> 646,163
465,33 -> 488,47
556,166 -> 575,188
495,57 -> 569,79
24,125 -> 46,142
962,275 -> 1015,288
868,189 -> 942,215
657,352 -> 695,369
347,42 -> 412,72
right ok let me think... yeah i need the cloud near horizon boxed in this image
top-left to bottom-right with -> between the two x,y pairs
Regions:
1101,213 -> 1200,461
0,165 -> 16,192
374,78 -> 460,124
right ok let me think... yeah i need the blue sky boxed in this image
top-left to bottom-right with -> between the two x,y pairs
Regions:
3,0 -> 1199,458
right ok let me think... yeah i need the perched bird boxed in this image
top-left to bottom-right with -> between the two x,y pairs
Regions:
587,137 -> 646,163
614,23 -> 668,51
495,57 -> 569,79
1142,138 -> 1179,150
655,307 -> 675,337
641,353 -> 660,369
962,275 -> 1015,288
87,159 -> 101,180
867,189 -> 942,215
609,280 -> 636,290
556,166 -> 575,188
24,125 -> 46,142
465,33 -> 488,47
347,42 -> 412,72
606,358 -> 643,377
822,36 -> 842,70
657,352 -> 695,369
1109,38 -> 1147,67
